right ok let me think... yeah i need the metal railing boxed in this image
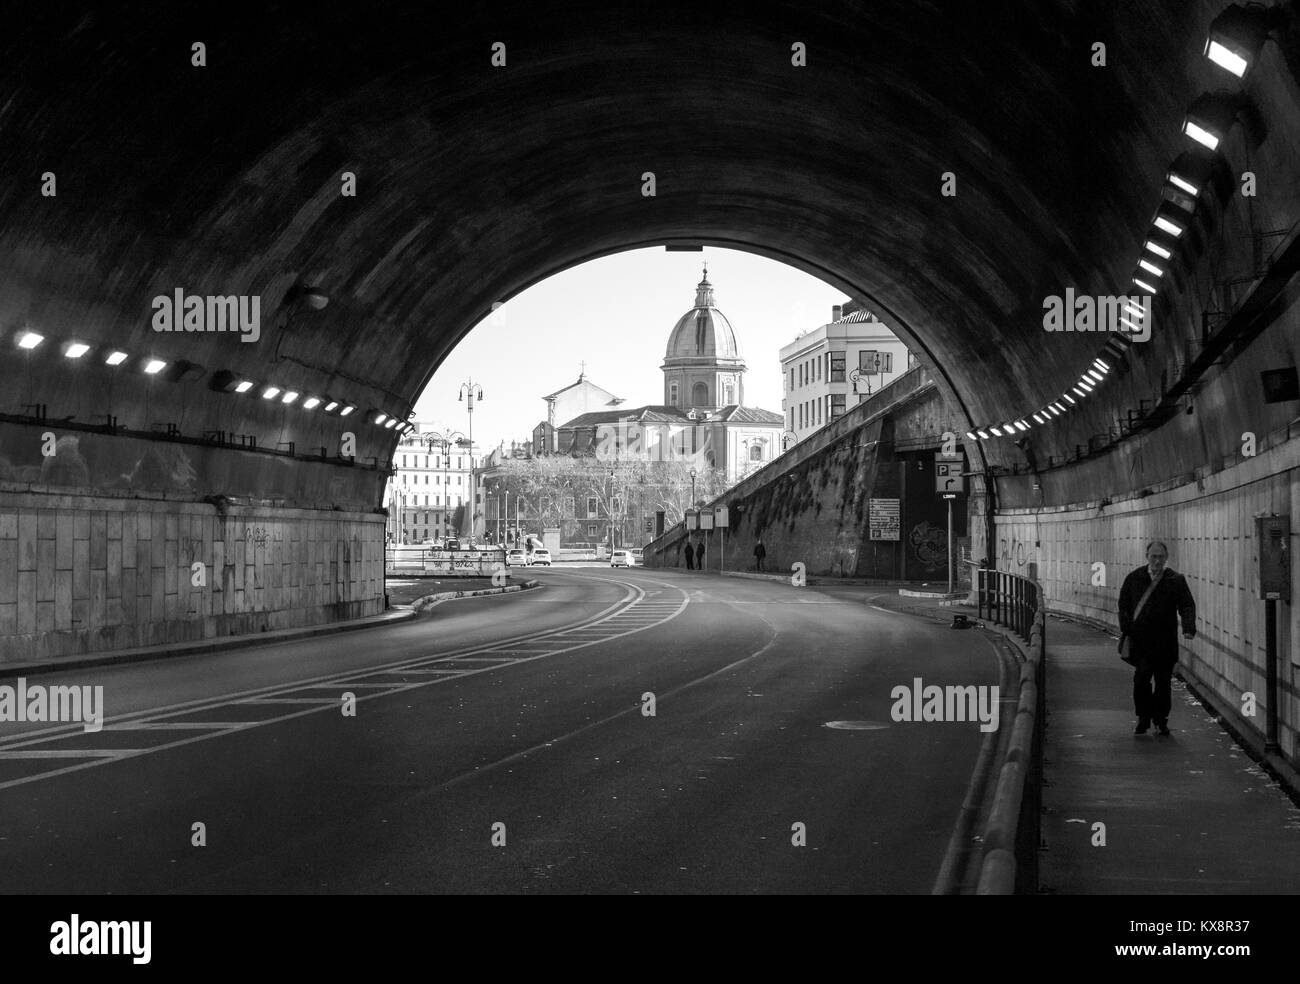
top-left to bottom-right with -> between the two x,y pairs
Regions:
974,566 -> 1047,895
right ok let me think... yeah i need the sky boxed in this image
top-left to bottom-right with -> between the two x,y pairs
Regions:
413,247 -> 849,451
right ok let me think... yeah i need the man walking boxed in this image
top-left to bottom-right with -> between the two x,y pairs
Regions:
1118,540 -> 1197,735
753,537 -> 766,572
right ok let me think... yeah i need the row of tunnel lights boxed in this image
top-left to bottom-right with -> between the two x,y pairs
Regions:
967,2 -> 1283,444
12,329 -> 416,435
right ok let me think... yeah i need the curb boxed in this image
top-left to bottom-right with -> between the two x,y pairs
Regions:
0,608 -> 419,680
409,579 -> 541,612
898,588 -> 967,600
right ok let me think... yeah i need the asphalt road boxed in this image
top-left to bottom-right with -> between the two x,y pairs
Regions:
0,568 -> 1001,894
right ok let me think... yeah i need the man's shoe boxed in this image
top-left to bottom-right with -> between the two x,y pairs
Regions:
1155,722 -> 1170,736
1135,719 -> 1150,734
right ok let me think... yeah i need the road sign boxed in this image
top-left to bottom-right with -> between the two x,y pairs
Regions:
714,505 -> 729,528
868,498 -> 900,540
699,509 -> 715,530
935,462 -> 965,495
685,509 -> 698,530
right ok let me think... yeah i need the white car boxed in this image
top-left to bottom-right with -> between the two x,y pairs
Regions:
610,549 -> 633,568
506,548 -> 528,567
530,549 -> 552,567
630,548 -> 644,564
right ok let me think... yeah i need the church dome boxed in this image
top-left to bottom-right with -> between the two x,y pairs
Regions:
664,268 -> 743,362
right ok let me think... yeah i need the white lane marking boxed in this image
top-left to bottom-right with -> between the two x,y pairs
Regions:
0,749 -> 129,759
0,572 -> 690,792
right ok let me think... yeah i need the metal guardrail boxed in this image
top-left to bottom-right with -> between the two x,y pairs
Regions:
974,567 -> 1047,895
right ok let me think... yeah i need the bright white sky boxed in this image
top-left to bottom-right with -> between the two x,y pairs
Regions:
413,246 -> 849,451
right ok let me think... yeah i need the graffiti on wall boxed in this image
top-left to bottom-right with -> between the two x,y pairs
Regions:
998,535 -> 1036,569
909,521 -> 947,571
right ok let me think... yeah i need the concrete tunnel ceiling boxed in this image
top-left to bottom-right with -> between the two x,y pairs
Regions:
0,0 -> 1265,495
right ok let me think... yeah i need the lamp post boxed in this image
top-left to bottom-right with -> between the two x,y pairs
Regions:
689,466 -> 697,509
781,430 -> 798,453
424,429 -> 466,541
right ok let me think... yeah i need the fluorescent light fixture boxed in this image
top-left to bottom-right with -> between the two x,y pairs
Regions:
1032,413 -> 1045,424
965,431 -> 976,440
1063,393 -> 1077,405
63,342 -> 90,359
1120,316 -> 1143,334
303,397 -> 322,410
17,331 -> 44,349
1154,216 -> 1183,237
1014,421 -> 1030,432
1124,300 -> 1147,318
262,386 -> 281,400
1203,4 -> 1280,78
281,391 -> 299,404
1144,240 -> 1173,260
1086,369 -> 1104,383
323,400 -> 340,412
1047,405 -> 1061,417
989,426 -> 1003,437
1167,172 -> 1200,197
1184,118 -> 1220,150
1138,258 -> 1165,277
1206,38 -> 1249,76
105,350 -> 128,366
144,359 -> 167,374
235,380 -> 254,393
384,418 -> 399,429
1133,277 -> 1158,294
1094,359 -> 1110,372
339,405 -> 356,417
1079,379 -> 1094,391
373,412 -> 388,425
976,430 -> 990,440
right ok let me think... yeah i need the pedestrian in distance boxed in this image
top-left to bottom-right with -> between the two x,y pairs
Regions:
1117,540 -> 1197,736
754,538 -> 766,572
683,540 -> 695,570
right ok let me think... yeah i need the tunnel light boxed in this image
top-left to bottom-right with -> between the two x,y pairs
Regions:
1123,300 -> 1147,319
989,426 -> 1004,437
1046,405 -> 1061,417
143,359 -> 167,374
105,350 -> 128,366
1182,91 -> 1262,152
302,396 -> 322,410
1078,380 -> 1094,393
1144,240 -> 1173,260
323,400 -> 340,412
339,404 -> 356,417
1153,216 -> 1183,238
1063,394 -> 1077,406
1073,386 -> 1089,398
1153,202 -> 1195,238
1133,277 -> 1158,294
1014,421 -> 1030,432
965,431 -> 977,440
281,390 -> 299,404
1204,4 -> 1284,77
261,386 -> 281,400
17,331 -> 44,349
384,418 -> 399,429
1183,117 -> 1221,151
1094,359 -> 1110,372
1086,369 -> 1104,383
63,342 -> 90,359
372,412 -> 388,425
1137,259 -> 1166,278
1031,413 -> 1043,424
1167,172 -> 1200,197
235,380 -> 254,393
976,430 -> 990,440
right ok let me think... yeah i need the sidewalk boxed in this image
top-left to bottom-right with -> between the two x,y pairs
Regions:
867,591 -> 1300,894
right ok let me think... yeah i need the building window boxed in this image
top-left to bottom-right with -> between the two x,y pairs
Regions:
725,383 -> 734,405
587,496 -> 599,518
670,381 -> 678,406
587,523 -> 598,537
816,357 -> 822,381
860,350 -> 891,373
749,443 -> 763,461
692,382 -> 708,407
831,393 -> 846,418
829,351 -> 846,382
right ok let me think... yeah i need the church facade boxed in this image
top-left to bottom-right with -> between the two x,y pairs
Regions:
545,267 -> 784,485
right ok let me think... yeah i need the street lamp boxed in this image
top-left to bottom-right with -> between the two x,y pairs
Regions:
458,379 -> 484,451
689,466 -> 697,509
781,430 -> 798,452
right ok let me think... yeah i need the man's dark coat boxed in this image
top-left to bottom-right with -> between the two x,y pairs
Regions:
1118,565 -> 1197,666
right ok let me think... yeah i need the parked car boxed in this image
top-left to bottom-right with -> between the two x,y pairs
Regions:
630,548 -> 644,564
610,549 -> 633,568
506,548 -> 528,567
443,537 -> 461,551
530,548 -> 552,566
